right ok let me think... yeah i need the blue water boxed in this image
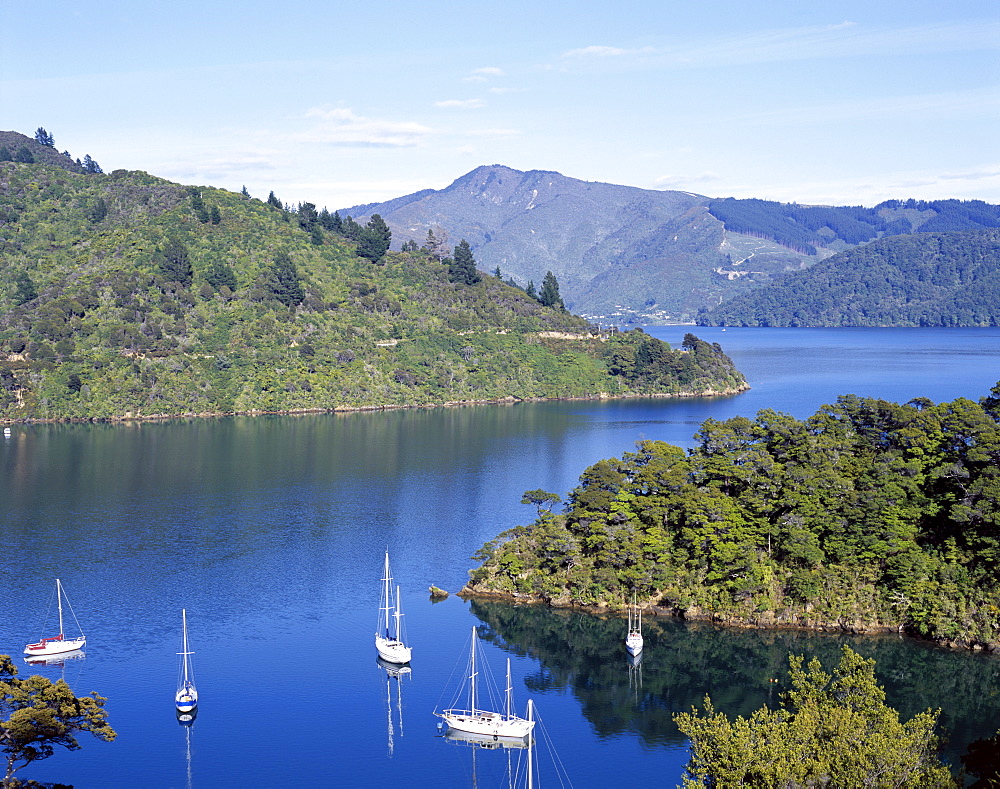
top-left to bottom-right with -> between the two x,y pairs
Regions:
2,327 -> 999,787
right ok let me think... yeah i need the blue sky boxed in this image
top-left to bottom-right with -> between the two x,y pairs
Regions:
2,1 -> 998,210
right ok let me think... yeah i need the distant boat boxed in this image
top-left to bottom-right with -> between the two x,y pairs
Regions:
375,551 -> 412,664
175,609 -> 198,714
24,578 -> 86,657
437,627 -> 535,740
625,601 -> 643,656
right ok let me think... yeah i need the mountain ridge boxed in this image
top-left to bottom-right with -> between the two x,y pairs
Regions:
343,165 -> 1000,324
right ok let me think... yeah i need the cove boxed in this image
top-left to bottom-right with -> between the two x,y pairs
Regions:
2,327 -> 999,786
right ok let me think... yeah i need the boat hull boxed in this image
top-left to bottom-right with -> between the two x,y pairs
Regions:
375,635 -> 411,664
626,634 -> 643,656
439,709 -> 534,739
175,684 -> 198,713
24,636 -> 86,656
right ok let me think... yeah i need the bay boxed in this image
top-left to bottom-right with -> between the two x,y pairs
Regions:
2,327 -> 999,787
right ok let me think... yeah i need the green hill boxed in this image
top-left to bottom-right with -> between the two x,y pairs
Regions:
698,229 -> 1000,327
0,142 -> 747,421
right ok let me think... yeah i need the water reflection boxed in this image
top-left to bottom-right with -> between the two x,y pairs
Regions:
469,599 -> 1000,766
376,656 -> 410,757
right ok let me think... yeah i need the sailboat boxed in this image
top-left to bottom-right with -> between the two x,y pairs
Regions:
625,601 -> 643,656
375,551 -> 411,664
24,578 -> 86,657
175,609 -> 198,714
437,627 -> 535,740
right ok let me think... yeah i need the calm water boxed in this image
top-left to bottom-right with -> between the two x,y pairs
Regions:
2,327 -> 1000,788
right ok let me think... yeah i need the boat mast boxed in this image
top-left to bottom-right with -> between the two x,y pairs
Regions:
382,551 -> 392,637
504,658 -> 513,720
181,609 -> 190,685
527,698 -> 534,789
56,578 -> 65,637
470,627 -> 478,718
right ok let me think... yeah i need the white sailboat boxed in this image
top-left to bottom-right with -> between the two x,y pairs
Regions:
375,551 -> 412,664
625,602 -> 643,656
24,578 -> 86,657
175,609 -> 198,714
437,627 -> 535,740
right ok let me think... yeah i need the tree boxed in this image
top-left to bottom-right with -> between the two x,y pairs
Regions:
14,147 -> 34,164
449,239 -> 481,285
204,260 -> 238,293
33,128 -> 54,147
269,251 -> 304,307
81,154 -> 102,174
521,489 -> 562,515
674,646 -> 954,787
356,214 -> 391,263
87,197 -> 108,224
539,271 -> 563,308
12,272 -> 37,305
240,185 -> 250,198
298,202 -> 318,231
157,238 -> 193,285
0,147 -> 11,162
422,228 -> 448,261
0,654 -> 116,787
525,280 -> 537,299
266,191 -> 283,210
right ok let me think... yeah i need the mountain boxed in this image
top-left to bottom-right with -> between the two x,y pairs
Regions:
698,229 -> 1000,327
344,166 -> 1000,324
0,137 -> 747,421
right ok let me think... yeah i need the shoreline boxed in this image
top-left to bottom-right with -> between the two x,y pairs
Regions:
0,383 -> 750,426
458,586 -> 1000,655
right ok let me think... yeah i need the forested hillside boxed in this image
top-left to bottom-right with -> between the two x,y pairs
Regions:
0,141 -> 747,421
698,229 -> 1000,327
706,197 -> 1000,255
466,387 -> 1000,650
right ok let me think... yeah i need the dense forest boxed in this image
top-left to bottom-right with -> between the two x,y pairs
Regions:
707,197 -> 1000,254
699,229 -> 1000,327
466,386 -> 1000,651
0,135 -> 747,421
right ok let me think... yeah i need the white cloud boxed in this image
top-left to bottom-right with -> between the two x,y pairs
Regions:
556,20 -> 1000,73
434,99 -> 485,109
561,45 -> 654,59
473,67 -> 504,76
462,75 -> 488,83
298,107 -> 431,147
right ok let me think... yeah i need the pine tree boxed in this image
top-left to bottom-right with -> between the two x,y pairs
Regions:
34,127 -> 55,147
449,239 -> 481,285
269,252 -> 304,307
158,238 -> 193,285
356,214 -> 392,263
266,191 -> 283,210
539,271 -> 563,308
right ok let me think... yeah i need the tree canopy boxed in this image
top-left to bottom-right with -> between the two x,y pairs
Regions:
467,385 -> 1000,650
674,646 -> 954,787
448,239 -> 480,285
539,271 -> 563,309
0,655 -> 116,787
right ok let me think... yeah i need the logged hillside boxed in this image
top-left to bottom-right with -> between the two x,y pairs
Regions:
0,150 -> 747,421
699,229 -> 1000,327
345,166 -> 1000,324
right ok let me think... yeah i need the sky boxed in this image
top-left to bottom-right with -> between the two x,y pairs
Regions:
1,1 -> 998,211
